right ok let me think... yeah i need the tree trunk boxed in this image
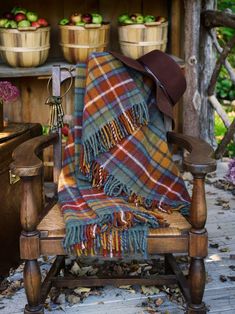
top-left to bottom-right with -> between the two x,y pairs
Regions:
183,0 -> 201,138
199,0 -> 217,148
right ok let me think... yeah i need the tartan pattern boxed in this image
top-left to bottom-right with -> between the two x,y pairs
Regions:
58,52 -> 190,257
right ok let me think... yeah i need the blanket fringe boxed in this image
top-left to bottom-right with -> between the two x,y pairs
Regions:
64,209 -> 165,258
80,102 -> 149,173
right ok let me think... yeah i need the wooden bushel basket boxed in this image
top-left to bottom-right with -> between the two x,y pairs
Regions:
0,27 -> 50,67
59,24 -> 110,63
118,22 -> 168,59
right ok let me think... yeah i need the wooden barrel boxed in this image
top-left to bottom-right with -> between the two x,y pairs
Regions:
59,24 -> 110,63
0,27 -> 50,67
118,22 -> 168,59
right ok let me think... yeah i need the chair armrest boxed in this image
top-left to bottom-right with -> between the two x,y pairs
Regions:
10,133 -> 59,177
167,132 -> 216,175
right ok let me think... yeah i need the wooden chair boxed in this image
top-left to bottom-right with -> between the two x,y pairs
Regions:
10,65 -> 216,314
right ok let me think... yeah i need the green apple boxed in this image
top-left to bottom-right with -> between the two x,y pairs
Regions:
75,21 -> 85,26
59,18 -> 69,25
5,20 -> 17,28
136,15 -> 144,23
123,18 -> 134,25
118,14 -> 129,24
18,19 -> 31,28
144,15 -> 156,23
12,7 -> 27,15
26,11 -> 38,22
91,13 -> 103,24
0,18 -> 8,28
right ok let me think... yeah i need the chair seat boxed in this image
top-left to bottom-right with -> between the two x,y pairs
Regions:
37,205 -> 191,255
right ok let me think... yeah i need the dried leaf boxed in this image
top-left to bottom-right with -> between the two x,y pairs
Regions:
219,247 -> 230,253
67,294 -> 80,304
209,243 -> 219,249
74,287 -> 91,294
219,275 -> 227,282
141,286 -> 160,295
70,262 -> 81,275
228,276 -> 235,281
155,297 -> 164,307
229,265 -> 235,271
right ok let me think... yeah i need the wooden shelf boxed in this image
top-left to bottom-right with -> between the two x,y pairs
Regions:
0,55 -> 184,78
0,59 -> 74,78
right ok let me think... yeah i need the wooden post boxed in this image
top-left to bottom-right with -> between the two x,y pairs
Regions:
188,175 -> 208,314
183,0 -> 201,138
20,177 -> 43,314
199,0 -> 217,148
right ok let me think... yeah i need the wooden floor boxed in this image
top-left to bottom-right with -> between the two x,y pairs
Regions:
1,161 -> 235,314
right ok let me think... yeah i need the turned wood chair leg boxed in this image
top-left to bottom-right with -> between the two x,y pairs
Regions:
20,177 -> 44,314
24,260 -> 44,314
187,175 -> 208,314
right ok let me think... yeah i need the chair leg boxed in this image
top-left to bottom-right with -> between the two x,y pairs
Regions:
24,260 -> 44,314
187,257 -> 207,314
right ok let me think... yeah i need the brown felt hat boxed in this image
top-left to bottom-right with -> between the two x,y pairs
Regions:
110,50 -> 186,120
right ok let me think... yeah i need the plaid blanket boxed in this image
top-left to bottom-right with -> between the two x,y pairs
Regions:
58,52 -> 190,257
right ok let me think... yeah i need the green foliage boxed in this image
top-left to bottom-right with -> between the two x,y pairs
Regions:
216,66 -> 235,100
217,0 -> 235,13
215,111 -> 235,157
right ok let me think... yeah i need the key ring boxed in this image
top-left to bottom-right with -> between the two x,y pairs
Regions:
47,66 -> 75,98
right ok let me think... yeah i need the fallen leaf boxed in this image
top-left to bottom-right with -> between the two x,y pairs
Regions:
209,243 -> 219,249
219,247 -> 230,253
228,276 -> 235,281
67,294 -> 80,304
74,287 -> 91,294
155,297 -> 164,307
141,286 -> 160,296
219,275 -> 227,282
229,265 -> 235,271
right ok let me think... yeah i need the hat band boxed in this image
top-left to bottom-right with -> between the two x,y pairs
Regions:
140,63 -> 174,106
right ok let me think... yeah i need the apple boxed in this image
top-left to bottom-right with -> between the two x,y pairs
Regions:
59,18 -> 69,25
61,123 -> 69,137
136,15 -> 144,24
15,13 -> 26,22
12,7 -> 27,15
18,19 -> 31,28
130,14 -> 137,22
31,21 -> 40,28
26,11 -> 38,22
81,13 -> 92,24
75,21 -> 85,26
37,18 -> 49,27
123,18 -> 134,24
70,13 -> 81,24
91,13 -> 102,24
5,20 -> 17,28
118,14 -> 129,24
155,16 -> 166,23
144,15 -> 156,23
3,12 -> 14,20
0,18 -> 8,27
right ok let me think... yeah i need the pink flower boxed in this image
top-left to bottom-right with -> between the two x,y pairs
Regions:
0,81 -> 20,103
226,158 -> 235,185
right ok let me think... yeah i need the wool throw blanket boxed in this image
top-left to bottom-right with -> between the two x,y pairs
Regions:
58,52 -> 191,257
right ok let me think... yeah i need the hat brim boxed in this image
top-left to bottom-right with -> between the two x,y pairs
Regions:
110,50 -> 174,120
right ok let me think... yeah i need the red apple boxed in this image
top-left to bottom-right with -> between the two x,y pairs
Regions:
70,12 -> 81,24
3,12 -> 14,20
31,21 -> 40,28
61,123 -> 69,136
81,13 -> 92,24
37,18 -> 49,27
15,13 -> 26,22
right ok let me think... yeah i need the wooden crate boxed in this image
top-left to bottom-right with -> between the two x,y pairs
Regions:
59,24 -> 110,63
0,27 -> 50,67
118,22 -> 168,59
